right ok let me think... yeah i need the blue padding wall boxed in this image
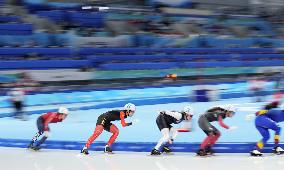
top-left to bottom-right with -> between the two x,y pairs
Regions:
0,138 -> 282,153
99,60 -> 284,70
0,16 -> 20,22
0,23 -> 33,35
0,60 -> 90,69
0,48 -> 72,56
89,54 -> 284,63
0,47 -> 275,56
79,47 -> 275,55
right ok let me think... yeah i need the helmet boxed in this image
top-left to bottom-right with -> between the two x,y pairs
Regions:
224,104 -> 237,113
58,107 -> 69,115
124,103 -> 136,115
124,103 -> 136,112
184,105 -> 194,115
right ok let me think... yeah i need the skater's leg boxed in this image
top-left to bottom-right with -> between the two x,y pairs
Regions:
197,116 -> 214,156
154,128 -> 170,151
265,121 -> 281,145
35,136 -> 48,148
169,127 -> 178,142
29,117 -> 44,147
102,124 -> 119,153
161,127 -> 177,153
200,125 -> 219,149
254,116 -> 276,150
107,124 -> 119,147
256,126 -> 270,150
209,131 -> 221,146
250,126 -> 269,156
31,132 -> 43,144
85,125 -> 104,148
263,119 -> 284,154
201,134 -> 214,150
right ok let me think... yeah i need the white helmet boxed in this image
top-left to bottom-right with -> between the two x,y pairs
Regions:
124,103 -> 136,112
58,107 -> 69,115
224,104 -> 237,113
124,103 -> 136,117
184,105 -> 194,115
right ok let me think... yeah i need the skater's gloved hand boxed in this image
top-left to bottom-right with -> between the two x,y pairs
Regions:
132,118 -> 140,125
228,126 -> 238,130
43,131 -> 50,137
245,114 -> 255,121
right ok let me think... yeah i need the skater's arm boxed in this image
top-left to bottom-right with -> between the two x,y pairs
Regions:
120,111 -> 132,127
44,113 -> 56,130
264,101 -> 279,110
164,110 -> 182,120
255,110 -> 268,116
218,116 -> 229,129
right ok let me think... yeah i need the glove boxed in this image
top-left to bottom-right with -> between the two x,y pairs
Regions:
168,139 -> 174,145
132,118 -> 140,125
43,131 -> 50,137
228,126 -> 238,130
245,114 -> 255,121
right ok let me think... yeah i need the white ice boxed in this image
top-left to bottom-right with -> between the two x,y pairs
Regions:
2,147 -> 284,170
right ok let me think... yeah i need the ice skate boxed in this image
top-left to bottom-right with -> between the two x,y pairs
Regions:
27,143 -> 34,149
104,145 -> 113,154
205,146 -> 215,155
273,146 -> 284,155
250,149 -> 263,156
162,146 -> 172,154
29,146 -> 41,151
80,147 -> 89,155
196,149 -> 207,157
150,149 -> 161,156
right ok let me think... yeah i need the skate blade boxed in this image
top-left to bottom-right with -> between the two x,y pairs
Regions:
80,152 -> 90,156
147,154 -> 162,156
196,154 -> 214,157
104,152 -> 114,155
28,148 -> 40,152
250,155 -> 263,157
274,152 -> 284,155
77,153 -> 89,157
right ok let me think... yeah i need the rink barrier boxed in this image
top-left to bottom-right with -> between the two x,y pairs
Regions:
98,60 -> 284,70
78,47 -> 275,55
0,90 -> 272,118
89,54 -> 284,63
0,96 -> 190,118
0,47 -> 275,56
0,60 -> 91,69
0,23 -> 33,35
0,138 -> 283,153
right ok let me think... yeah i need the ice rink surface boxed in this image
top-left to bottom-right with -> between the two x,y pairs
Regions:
2,147 -> 284,170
